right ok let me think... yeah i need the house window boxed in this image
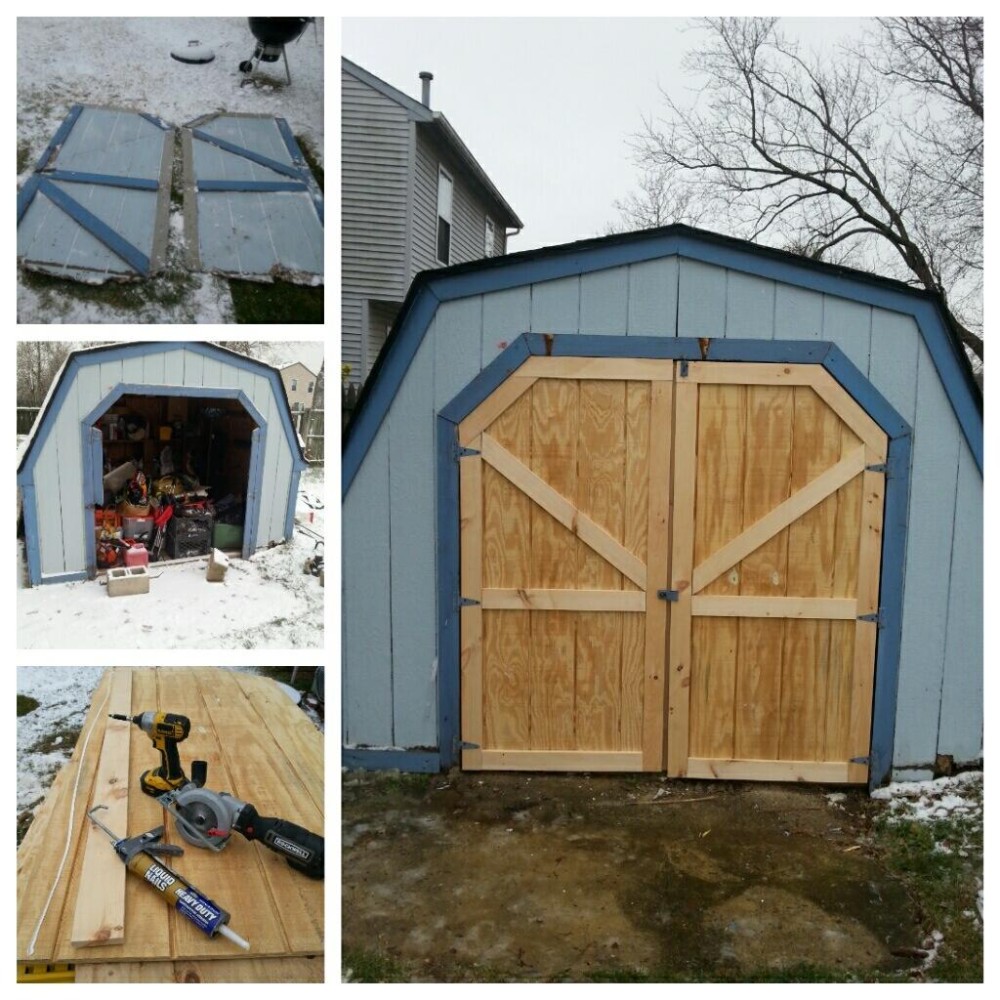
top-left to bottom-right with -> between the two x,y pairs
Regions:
307,380 -> 315,393
484,217 -> 496,257
291,378 -> 298,391
437,168 -> 453,264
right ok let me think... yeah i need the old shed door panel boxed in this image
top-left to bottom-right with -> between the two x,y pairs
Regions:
459,359 -> 886,784
458,358 -> 675,772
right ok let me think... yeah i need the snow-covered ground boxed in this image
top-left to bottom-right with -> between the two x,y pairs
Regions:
17,466 -> 325,649
16,16 -> 324,323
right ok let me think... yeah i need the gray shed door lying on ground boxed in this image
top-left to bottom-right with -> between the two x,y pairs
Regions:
183,113 -> 324,283
16,105 -> 172,282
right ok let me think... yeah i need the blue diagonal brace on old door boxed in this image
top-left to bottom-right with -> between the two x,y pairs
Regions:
36,177 -> 151,275
190,128 -> 303,180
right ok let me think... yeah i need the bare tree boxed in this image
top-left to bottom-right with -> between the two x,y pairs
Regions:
17,342 -> 74,407
617,17 -> 983,362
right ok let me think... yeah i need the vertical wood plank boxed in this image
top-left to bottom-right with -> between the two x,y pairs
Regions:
847,456 -> 886,782
528,380 -> 578,750
575,381 -> 626,749
689,383 -> 745,759
642,380 -> 672,769
734,385 -> 794,760
666,376 -> 697,775
623,382 -> 651,753
459,445 -> 484,768
482,394 -> 532,749
778,387 -> 841,761
70,669 -> 132,947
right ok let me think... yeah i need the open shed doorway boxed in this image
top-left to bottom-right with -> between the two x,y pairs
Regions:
87,390 -> 262,576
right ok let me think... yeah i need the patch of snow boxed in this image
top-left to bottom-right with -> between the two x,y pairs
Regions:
871,771 -> 983,825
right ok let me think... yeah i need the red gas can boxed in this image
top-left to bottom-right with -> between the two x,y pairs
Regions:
124,544 -> 149,568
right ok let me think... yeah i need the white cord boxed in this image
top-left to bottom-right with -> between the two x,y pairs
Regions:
26,683 -> 113,956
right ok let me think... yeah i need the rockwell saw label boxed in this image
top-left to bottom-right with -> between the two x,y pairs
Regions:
269,833 -> 312,861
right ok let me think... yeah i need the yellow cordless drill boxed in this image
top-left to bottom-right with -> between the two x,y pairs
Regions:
110,711 -> 191,796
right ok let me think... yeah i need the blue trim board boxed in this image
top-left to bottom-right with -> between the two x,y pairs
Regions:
342,288 -> 442,497
426,336 -> 912,783
21,482 -> 42,588
198,180 -> 306,193
436,416 -> 462,769
34,104 -> 84,171
17,175 -> 41,224
41,572 -> 90,585
342,749 -> 441,773
284,465 -> 303,541
37,177 -> 151,275
343,226 -> 981,494
191,128 -> 301,180
244,427 -> 264,557
869,433 -> 912,789
44,171 -> 159,191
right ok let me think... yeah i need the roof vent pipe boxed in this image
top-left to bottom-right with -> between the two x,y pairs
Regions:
419,71 -> 433,108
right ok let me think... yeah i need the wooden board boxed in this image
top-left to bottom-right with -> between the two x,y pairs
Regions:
17,668 -> 323,981
70,669 -> 133,947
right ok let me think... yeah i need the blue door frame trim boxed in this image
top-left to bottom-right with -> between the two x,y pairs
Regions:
18,342 -> 306,587
78,383 -> 267,581
427,334 -> 911,788
343,227 -> 980,498
342,749 -> 441,773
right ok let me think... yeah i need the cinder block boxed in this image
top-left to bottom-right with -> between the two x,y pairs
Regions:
206,548 -> 230,583
107,565 -> 150,597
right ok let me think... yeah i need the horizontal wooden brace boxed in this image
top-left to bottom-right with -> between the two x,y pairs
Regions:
477,750 -> 645,772
686,758 -> 857,783
482,588 -> 645,612
691,596 -> 858,620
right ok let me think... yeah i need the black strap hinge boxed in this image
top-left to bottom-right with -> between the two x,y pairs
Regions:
850,755 -> 870,765
459,597 -> 480,608
456,444 -> 480,459
456,740 -> 481,751
857,611 -> 881,625
866,462 -> 888,474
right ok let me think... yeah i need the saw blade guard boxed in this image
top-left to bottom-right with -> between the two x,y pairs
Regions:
172,787 -> 236,850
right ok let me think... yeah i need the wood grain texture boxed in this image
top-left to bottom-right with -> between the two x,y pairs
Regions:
70,669 -> 132,948
686,759 -> 853,783
692,596 -> 856,619
478,750 -> 644,771
482,589 -> 645,612
666,378 -> 698,776
75,957 -> 323,983
460,446 -> 484,762
18,668 -> 323,967
641,381 -> 672,769
458,376 -> 537,446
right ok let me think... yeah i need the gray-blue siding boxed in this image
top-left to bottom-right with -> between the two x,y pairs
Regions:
342,257 -> 982,775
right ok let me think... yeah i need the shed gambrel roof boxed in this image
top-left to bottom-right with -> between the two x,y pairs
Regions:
343,223 -> 981,497
342,56 -> 522,231
18,340 -> 307,477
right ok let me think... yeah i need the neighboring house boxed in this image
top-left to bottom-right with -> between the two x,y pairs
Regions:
342,56 -> 523,383
280,362 -> 318,412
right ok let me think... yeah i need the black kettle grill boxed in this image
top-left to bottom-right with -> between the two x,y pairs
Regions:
239,18 -> 313,85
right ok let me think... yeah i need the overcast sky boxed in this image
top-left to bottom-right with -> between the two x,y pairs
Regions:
342,17 -> 871,252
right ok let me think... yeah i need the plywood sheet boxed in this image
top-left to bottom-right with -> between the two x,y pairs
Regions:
17,668 -> 323,980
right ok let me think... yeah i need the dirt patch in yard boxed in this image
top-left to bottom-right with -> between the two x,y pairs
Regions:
342,771 -> 924,982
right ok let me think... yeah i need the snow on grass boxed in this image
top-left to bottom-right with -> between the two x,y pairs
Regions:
17,666 -> 105,814
17,16 -> 324,324
870,771 -> 983,826
16,466 -> 325,649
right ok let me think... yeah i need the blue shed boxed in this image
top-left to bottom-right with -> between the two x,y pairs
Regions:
342,225 -> 982,788
18,341 -> 308,586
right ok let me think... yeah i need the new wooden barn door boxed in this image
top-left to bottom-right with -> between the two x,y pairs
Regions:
671,363 -> 887,784
458,357 -> 675,772
458,358 -> 886,784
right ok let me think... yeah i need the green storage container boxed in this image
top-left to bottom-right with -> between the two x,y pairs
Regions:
212,522 -> 243,550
